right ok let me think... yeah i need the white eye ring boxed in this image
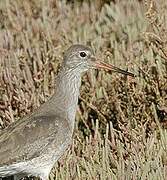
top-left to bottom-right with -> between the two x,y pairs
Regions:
79,51 -> 87,58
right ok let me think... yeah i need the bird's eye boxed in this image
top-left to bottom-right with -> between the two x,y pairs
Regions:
79,51 -> 87,58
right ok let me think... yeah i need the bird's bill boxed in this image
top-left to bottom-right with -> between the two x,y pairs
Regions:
94,61 -> 135,77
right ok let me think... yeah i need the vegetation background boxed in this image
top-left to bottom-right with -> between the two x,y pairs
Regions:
0,0 -> 167,179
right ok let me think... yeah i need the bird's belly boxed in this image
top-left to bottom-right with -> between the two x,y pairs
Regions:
0,161 -> 28,177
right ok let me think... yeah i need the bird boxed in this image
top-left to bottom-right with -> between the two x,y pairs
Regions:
0,44 -> 134,180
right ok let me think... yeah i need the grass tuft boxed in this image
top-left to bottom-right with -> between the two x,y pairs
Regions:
0,0 -> 166,179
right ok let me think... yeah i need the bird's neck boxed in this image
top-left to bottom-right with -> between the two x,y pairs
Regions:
53,67 -> 82,130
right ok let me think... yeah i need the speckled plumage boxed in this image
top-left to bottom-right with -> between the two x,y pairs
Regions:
0,44 -> 93,180
0,44 -> 133,180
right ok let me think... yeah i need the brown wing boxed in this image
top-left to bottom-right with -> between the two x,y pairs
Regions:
0,113 -> 70,166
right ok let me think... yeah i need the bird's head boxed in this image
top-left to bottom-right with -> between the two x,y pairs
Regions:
63,44 -> 95,72
63,44 -> 134,76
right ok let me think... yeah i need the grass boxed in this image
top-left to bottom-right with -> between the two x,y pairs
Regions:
0,0 -> 167,179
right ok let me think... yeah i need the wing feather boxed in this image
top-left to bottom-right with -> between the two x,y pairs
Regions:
0,113 -> 69,166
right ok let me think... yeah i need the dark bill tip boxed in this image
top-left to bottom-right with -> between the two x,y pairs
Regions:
94,61 -> 135,77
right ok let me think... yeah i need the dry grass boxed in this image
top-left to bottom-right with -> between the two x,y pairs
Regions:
0,0 -> 167,179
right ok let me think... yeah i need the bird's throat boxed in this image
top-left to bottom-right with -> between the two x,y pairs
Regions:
53,68 -> 82,130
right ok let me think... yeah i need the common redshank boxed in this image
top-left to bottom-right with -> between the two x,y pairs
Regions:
0,44 -> 134,180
